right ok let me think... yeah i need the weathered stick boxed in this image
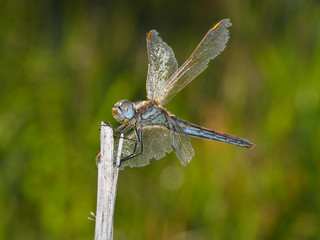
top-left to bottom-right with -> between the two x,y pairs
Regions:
94,122 -> 123,240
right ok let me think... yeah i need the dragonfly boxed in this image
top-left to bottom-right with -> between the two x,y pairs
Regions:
104,18 -> 254,169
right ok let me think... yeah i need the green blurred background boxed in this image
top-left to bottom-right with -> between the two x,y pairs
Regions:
1,0 -> 320,239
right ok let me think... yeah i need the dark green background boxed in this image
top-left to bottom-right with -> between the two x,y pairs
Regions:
1,0 -> 320,239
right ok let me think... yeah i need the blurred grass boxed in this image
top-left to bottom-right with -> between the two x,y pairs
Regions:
1,0 -> 320,239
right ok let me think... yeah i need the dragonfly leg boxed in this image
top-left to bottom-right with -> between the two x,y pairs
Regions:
96,123 -> 139,165
115,126 -> 141,143
100,121 -> 128,133
100,122 -> 139,141
96,122 -> 134,162
113,124 -> 135,140
111,123 -> 141,143
99,121 -> 117,131
99,121 -> 124,138
116,128 -> 144,167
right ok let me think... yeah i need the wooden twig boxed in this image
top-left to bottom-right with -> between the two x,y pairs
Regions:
94,122 -> 123,240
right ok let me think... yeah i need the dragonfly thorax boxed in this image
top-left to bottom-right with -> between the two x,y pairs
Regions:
112,100 -> 135,123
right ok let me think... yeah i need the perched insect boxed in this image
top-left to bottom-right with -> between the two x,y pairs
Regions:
101,19 -> 254,169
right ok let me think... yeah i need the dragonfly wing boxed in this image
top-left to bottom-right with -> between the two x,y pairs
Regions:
115,125 -> 174,169
167,117 -> 194,166
146,30 -> 178,101
155,19 -> 232,106
170,130 -> 194,166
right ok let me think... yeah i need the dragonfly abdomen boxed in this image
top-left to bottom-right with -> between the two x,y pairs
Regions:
172,116 -> 254,148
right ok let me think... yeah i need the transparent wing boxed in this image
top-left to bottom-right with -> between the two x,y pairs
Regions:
115,125 -> 173,169
170,131 -> 194,166
155,19 -> 232,106
167,117 -> 194,166
115,124 -> 195,169
146,30 -> 178,101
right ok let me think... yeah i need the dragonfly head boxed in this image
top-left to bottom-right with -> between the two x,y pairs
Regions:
112,100 -> 135,123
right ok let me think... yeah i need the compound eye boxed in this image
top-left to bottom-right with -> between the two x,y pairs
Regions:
119,100 -> 131,109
